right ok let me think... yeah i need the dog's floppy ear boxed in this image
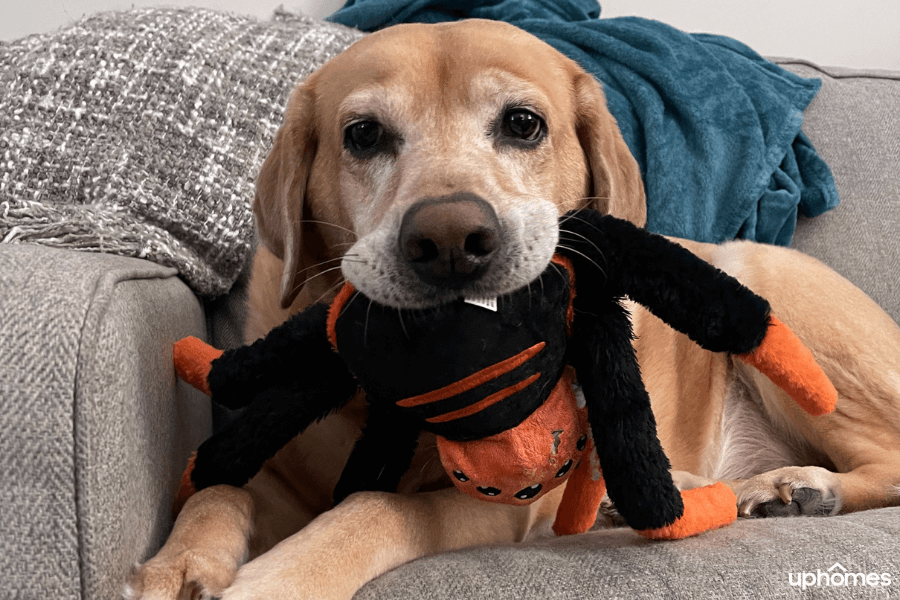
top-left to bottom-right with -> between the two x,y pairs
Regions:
573,73 -> 647,227
254,83 -> 318,309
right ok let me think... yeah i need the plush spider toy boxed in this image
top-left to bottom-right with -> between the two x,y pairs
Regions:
173,210 -> 836,539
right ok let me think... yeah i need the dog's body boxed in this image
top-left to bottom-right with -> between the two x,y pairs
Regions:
128,20 -> 900,600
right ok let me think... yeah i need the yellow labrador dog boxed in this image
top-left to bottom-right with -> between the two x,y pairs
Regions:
127,19 -> 900,600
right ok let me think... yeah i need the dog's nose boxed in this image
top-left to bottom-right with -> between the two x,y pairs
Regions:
399,193 -> 501,288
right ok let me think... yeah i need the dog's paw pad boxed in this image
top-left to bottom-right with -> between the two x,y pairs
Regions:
735,466 -> 842,519
749,487 -> 828,518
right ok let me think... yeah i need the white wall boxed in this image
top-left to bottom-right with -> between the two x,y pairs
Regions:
601,0 -> 900,71
1,0 -> 898,70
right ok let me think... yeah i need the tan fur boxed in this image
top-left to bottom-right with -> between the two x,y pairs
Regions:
128,19 -> 900,600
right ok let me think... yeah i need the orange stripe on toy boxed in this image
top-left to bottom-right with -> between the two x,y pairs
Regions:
327,282 -> 357,351
738,315 -> 837,417
425,373 -> 541,423
172,452 -> 197,518
638,482 -> 737,540
397,342 -> 546,408
173,336 -> 223,396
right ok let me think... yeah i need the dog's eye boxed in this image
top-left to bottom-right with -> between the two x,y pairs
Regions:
345,120 -> 385,154
501,109 -> 545,144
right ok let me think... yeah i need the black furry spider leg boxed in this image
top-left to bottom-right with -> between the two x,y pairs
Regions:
207,303 -> 341,409
559,210 -> 771,354
571,298 -> 684,531
333,398 -> 422,506
191,374 -> 358,492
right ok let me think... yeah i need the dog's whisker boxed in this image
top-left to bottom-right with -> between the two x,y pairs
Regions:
557,205 -> 604,229
287,253 -> 360,295
570,196 -> 611,215
397,308 -> 410,340
288,264 -> 346,297
294,256 -> 348,276
312,277 -> 349,306
364,299 -> 374,348
418,455 -> 437,475
556,244 -> 606,277
558,228 -> 605,260
330,241 -> 359,249
548,260 -> 568,285
301,219 -> 359,239
565,214 -> 604,236
557,207 -> 587,228
338,290 -> 363,321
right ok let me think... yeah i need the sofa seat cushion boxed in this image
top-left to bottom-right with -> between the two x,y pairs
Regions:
356,506 -> 900,599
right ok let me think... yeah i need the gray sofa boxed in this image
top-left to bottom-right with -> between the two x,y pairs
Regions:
1,9 -> 899,600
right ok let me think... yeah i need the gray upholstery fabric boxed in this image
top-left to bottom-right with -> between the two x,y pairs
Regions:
0,244 -> 211,600
357,507 -> 900,599
781,61 -> 900,324
0,8 -> 362,297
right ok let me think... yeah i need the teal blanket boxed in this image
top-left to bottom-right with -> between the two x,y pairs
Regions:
328,0 -> 838,245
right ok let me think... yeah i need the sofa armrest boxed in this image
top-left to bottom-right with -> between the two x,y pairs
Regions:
0,244 -> 211,599
779,60 -> 900,323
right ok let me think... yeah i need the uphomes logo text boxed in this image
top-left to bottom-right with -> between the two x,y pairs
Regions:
788,563 -> 891,591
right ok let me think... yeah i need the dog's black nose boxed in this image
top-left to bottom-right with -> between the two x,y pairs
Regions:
399,193 -> 501,288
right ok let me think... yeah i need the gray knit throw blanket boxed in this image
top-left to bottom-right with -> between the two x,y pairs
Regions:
0,8 -> 363,297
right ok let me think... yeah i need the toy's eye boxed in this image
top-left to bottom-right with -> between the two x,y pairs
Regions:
514,484 -> 543,500
477,486 -> 501,497
576,435 -> 588,451
452,470 -> 469,482
555,459 -> 574,478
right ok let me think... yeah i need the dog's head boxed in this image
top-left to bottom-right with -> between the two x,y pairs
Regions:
255,19 -> 645,309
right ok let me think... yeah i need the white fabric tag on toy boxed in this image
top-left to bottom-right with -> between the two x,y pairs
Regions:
464,296 -> 498,312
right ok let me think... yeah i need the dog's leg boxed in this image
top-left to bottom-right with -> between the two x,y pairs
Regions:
726,361 -> 900,518
219,486 -> 564,600
732,462 -> 900,518
691,240 -> 900,519
126,486 -> 253,600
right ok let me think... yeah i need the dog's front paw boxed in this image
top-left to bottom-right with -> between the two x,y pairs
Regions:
734,466 -> 843,518
125,550 -> 239,600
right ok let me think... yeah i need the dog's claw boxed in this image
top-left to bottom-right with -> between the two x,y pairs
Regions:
777,482 -> 793,504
